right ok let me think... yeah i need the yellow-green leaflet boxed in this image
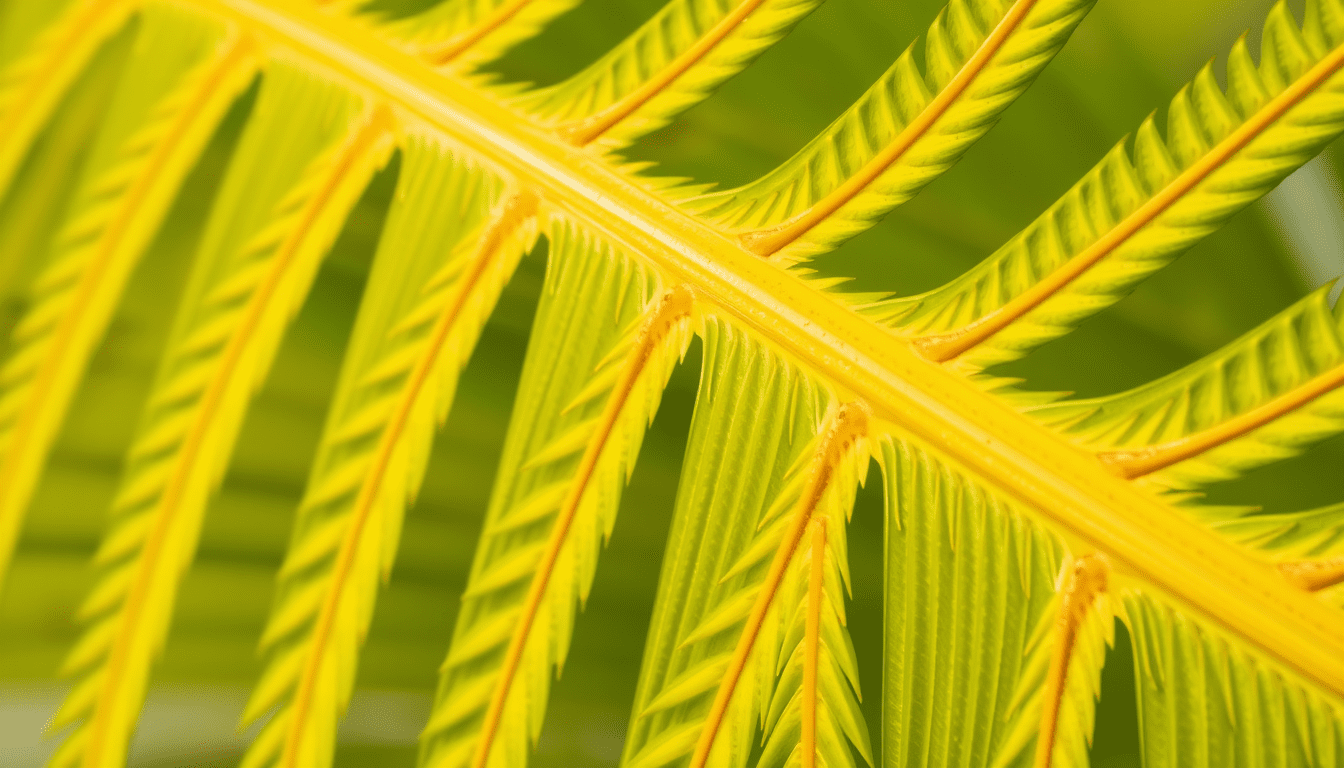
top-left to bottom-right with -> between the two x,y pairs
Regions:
240,135 -> 532,768
422,220 -> 691,768
49,61 -> 391,767
0,1 -> 256,598
4,0 -> 1344,765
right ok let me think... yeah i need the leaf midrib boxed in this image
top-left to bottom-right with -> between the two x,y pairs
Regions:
189,0 -> 1344,699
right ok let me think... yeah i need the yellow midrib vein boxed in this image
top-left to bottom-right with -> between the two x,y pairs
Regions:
801,517 -> 826,768
1035,554 -> 1108,768
82,107 -> 391,765
280,191 -> 536,766
176,0 -> 1344,701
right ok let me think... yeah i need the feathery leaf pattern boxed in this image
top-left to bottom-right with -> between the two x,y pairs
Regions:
877,0 -> 1344,373
1031,283 -> 1344,492
992,554 -> 1113,768
48,65 -> 392,767
686,0 -> 1096,263
382,0 -> 582,69
3,0 -> 1344,764
0,4 -> 255,597
687,399 -> 871,767
521,0 -> 822,150
422,220 -> 692,768
0,0 -> 133,202
878,435 -> 1066,768
622,318 -> 827,768
1127,593 -> 1344,768
241,135 -> 535,768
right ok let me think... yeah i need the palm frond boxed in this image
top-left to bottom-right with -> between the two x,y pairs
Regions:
48,64 -> 392,766
0,2 -> 255,597
4,0 -> 1344,764
873,0 -> 1344,373
622,318 -> 831,768
992,555 -> 1114,768
240,134 -> 532,768
0,7 -> 135,304
686,0 -> 1096,264
421,219 -> 692,768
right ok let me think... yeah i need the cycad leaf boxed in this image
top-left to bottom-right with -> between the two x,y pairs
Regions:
379,0 -> 583,71
878,435 -> 1067,768
623,318 -> 875,768
685,0 -> 1095,264
0,2 -> 255,597
0,0 -> 134,202
0,8 -> 135,304
520,0 -> 822,151
991,555 -> 1113,768
877,0 -> 1344,373
1126,593 -> 1344,768
48,64 -> 392,767
1030,283 -> 1344,492
421,218 -> 692,768
240,133 -> 535,768
622,318 -> 825,768
757,514 -> 872,768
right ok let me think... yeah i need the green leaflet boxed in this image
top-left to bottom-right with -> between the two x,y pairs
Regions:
519,0 -> 822,151
0,2 -> 255,600
754,451 -> 873,768
1216,502 -> 1344,560
0,0 -> 135,205
683,0 -> 1095,264
0,16 -> 135,308
873,0 -> 1344,373
991,557 -> 1113,768
5,0 -> 1344,764
240,133 -> 531,768
1127,593 -> 1344,768
421,218 -> 690,768
878,435 -> 1065,768
1029,283 -> 1344,492
0,0 -> 74,67
49,63 -> 391,768
621,318 -> 837,768
380,0 -> 583,71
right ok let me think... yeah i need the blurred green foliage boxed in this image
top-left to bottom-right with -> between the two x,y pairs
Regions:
0,0 -> 1339,765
